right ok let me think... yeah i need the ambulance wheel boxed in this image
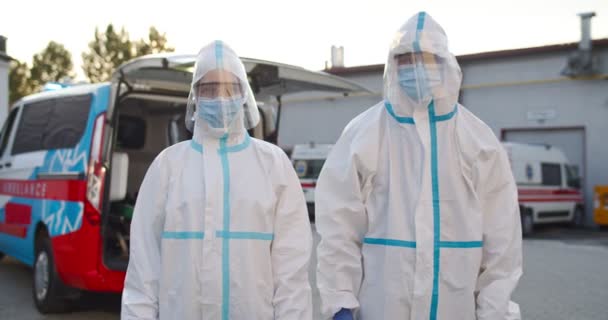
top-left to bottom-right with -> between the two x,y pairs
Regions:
0,252 -> 5,261
570,206 -> 584,228
33,234 -> 69,313
521,209 -> 534,237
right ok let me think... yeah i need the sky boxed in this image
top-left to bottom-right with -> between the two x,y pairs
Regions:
1,0 -> 607,80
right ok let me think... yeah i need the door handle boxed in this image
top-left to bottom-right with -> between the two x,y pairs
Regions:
4,163 -> 11,168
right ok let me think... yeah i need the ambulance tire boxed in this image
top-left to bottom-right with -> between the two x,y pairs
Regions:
33,234 -> 70,313
521,207 -> 534,237
0,252 -> 5,261
570,206 -> 584,228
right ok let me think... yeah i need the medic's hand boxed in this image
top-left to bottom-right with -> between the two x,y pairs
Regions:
334,308 -> 354,320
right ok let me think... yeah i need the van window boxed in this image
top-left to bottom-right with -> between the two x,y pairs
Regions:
0,108 -> 19,157
294,159 -> 325,180
566,165 -> 581,189
12,94 -> 92,155
541,163 -> 562,186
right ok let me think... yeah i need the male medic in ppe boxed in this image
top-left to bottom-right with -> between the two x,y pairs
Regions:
122,40 -> 313,320
316,12 -> 522,320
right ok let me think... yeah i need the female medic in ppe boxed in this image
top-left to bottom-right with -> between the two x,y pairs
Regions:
316,12 -> 522,320
122,40 -> 313,320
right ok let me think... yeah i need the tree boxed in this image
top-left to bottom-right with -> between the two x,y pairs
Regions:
29,41 -> 74,91
9,60 -> 32,105
82,25 -> 174,83
135,27 -> 175,56
8,41 -> 74,104
82,24 -> 135,83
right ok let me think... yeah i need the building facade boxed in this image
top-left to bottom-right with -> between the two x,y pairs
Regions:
0,36 -> 10,124
280,39 -> 608,225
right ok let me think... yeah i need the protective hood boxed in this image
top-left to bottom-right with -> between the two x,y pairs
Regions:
186,41 -> 260,140
383,12 -> 462,117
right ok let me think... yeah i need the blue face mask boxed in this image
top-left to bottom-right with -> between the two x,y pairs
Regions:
197,96 -> 244,129
397,64 -> 441,102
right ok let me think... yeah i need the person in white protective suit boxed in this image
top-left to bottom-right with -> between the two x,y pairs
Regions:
316,12 -> 522,320
121,40 -> 313,320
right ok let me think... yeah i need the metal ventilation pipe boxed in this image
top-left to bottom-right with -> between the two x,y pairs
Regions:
0,36 -> 6,55
331,45 -> 344,68
578,12 -> 596,51
561,12 -> 598,77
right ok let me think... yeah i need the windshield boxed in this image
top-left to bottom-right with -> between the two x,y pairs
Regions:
566,164 -> 581,189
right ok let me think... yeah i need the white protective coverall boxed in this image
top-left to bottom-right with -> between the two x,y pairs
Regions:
122,40 -> 313,320
316,12 -> 522,320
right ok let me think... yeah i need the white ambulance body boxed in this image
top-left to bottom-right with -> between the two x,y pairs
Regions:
291,143 -> 333,221
503,142 -> 584,235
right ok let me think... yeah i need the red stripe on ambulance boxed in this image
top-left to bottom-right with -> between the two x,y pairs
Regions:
519,198 -> 583,203
0,179 -> 87,202
518,188 -> 582,196
518,188 -> 583,203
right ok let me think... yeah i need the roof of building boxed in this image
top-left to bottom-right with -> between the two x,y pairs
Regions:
325,38 -> 608,76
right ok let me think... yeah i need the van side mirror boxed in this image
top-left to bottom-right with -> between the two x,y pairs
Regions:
110,152 -> 129,201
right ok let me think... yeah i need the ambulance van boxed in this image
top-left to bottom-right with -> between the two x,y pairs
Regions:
291,143 -> 333,221
503,142 -> 584,236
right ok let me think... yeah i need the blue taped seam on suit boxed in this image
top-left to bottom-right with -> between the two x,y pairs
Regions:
362,238 -> 481,249
217,132 -> 254,320
364,237 -> 417,248
439,241 -> 483,248
216,231 -> 274,240
429,100 -> 440,320
413,12 -> 426,53
215,40 -> 224,69
190,140 -> 203,153
384,101 -> 415,124
417,12 -> 427,32
161,231 -> 204,239
384,102 -> 458,125
220,135 -> 231,320
433,105 -> 458,122
218,134 -> 251,154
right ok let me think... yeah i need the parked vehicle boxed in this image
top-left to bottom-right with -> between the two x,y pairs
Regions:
290,143 -> 333,221
503,142 -> 584,236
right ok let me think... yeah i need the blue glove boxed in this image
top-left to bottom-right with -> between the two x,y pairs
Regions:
334,308 -> 353,320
